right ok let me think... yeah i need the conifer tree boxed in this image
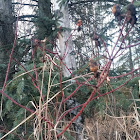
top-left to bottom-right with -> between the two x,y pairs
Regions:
0,0 -> 14,87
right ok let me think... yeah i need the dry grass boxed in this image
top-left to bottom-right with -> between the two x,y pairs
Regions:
82,101 -> 140,140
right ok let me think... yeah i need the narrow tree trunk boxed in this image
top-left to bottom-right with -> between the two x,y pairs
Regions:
58,5 -> 76,77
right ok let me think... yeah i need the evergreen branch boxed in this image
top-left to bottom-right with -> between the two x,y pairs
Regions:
109,67 -> 140,79
0,90 -> 34,113
12,2 -> 38,6
10,15 -> 38,23
92,72 -> 140,101
2,16 -> 19,91
69,0 -> 115,6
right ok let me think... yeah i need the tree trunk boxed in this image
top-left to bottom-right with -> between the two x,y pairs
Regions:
36,0 -> 55,55
0,0 -> 14,87
37,0 -> 52,39
58,5 -> 76,77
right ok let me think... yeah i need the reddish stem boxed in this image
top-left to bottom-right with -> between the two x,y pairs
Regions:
110,67 -> 140,79
113,26 -> 133,59
0,90 -> 34,113
58,104 -> 83,121
5,48 -> 38,83
57,88 -> 96,137
2,17 -> 19,91
62,29 -> 76,60
110,18 -> 127,57
31,48 -> 45,104
55,62 -> 64,121
62,76 -> 94,103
